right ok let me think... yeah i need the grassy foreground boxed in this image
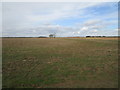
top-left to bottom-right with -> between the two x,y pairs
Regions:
2,37 -> 118,88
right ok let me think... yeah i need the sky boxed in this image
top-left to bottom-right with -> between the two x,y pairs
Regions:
2,2 -> 118,37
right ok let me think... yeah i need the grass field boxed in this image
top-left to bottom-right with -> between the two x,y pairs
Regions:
2,37 -> 118,88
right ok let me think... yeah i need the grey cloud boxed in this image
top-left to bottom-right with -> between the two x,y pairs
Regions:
83,19 -> 102,26
3,24 -> 78,37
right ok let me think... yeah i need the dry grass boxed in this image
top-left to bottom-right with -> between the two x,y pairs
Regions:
2,37 -> 118,88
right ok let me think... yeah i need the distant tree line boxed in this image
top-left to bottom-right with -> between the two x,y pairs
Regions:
86,36 -> 106,38
38,36 -> 48,38
86,36 -> 119,38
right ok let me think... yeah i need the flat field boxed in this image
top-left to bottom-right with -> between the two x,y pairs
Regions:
2,37 -> 118,88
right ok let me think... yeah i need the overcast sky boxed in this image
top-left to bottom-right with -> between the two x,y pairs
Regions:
2,2 -> 118,37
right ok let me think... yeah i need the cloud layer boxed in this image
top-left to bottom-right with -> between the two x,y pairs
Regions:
2,2 -> 118,37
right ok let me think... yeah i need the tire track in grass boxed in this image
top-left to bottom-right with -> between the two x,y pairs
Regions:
23,60 -> 42,78
11,58 -> 43,87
